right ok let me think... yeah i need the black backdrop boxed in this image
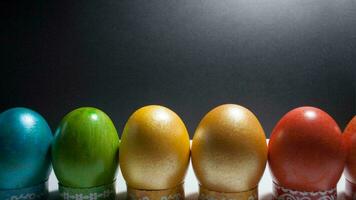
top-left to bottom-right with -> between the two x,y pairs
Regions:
3,0 -> 356,137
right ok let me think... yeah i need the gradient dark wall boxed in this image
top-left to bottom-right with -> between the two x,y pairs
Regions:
3,0 -> 356,137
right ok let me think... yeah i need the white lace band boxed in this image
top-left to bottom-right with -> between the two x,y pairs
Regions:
0,181 -> 48,200
59,181 -> 116,200
273,182 -> 337,200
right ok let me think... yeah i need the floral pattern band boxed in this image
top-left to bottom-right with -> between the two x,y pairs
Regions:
273,182 -> 337,200
59,181 -> 116,200
0,181 -> 48,200
127,183 -> 184,200
198,185 -> 258,200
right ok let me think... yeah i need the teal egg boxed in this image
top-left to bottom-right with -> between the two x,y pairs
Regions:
0,107 -> 53,198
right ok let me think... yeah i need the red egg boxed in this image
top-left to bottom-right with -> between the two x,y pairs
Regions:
268,107 -> 346,198
343,116 -> 356,200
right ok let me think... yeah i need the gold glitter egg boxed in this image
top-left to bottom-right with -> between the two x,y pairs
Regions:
120,105 -> 190,199
192,104 -> 267,199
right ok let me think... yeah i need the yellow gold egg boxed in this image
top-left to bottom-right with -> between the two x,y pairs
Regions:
120,105 -> 190,191
192,104 -> 267,193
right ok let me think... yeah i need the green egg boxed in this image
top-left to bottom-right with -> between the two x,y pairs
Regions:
52,107 -> 119,188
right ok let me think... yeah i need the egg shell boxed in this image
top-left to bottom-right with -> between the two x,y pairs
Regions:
192,104 -> 267,193
268,106 -> 346,192
120,105 -> 190,190
0,107 -> 52,189
344,116 -> 356,183
52,107 -> 119,188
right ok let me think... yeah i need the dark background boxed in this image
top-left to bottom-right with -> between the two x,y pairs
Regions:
3,0 -> 356,137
